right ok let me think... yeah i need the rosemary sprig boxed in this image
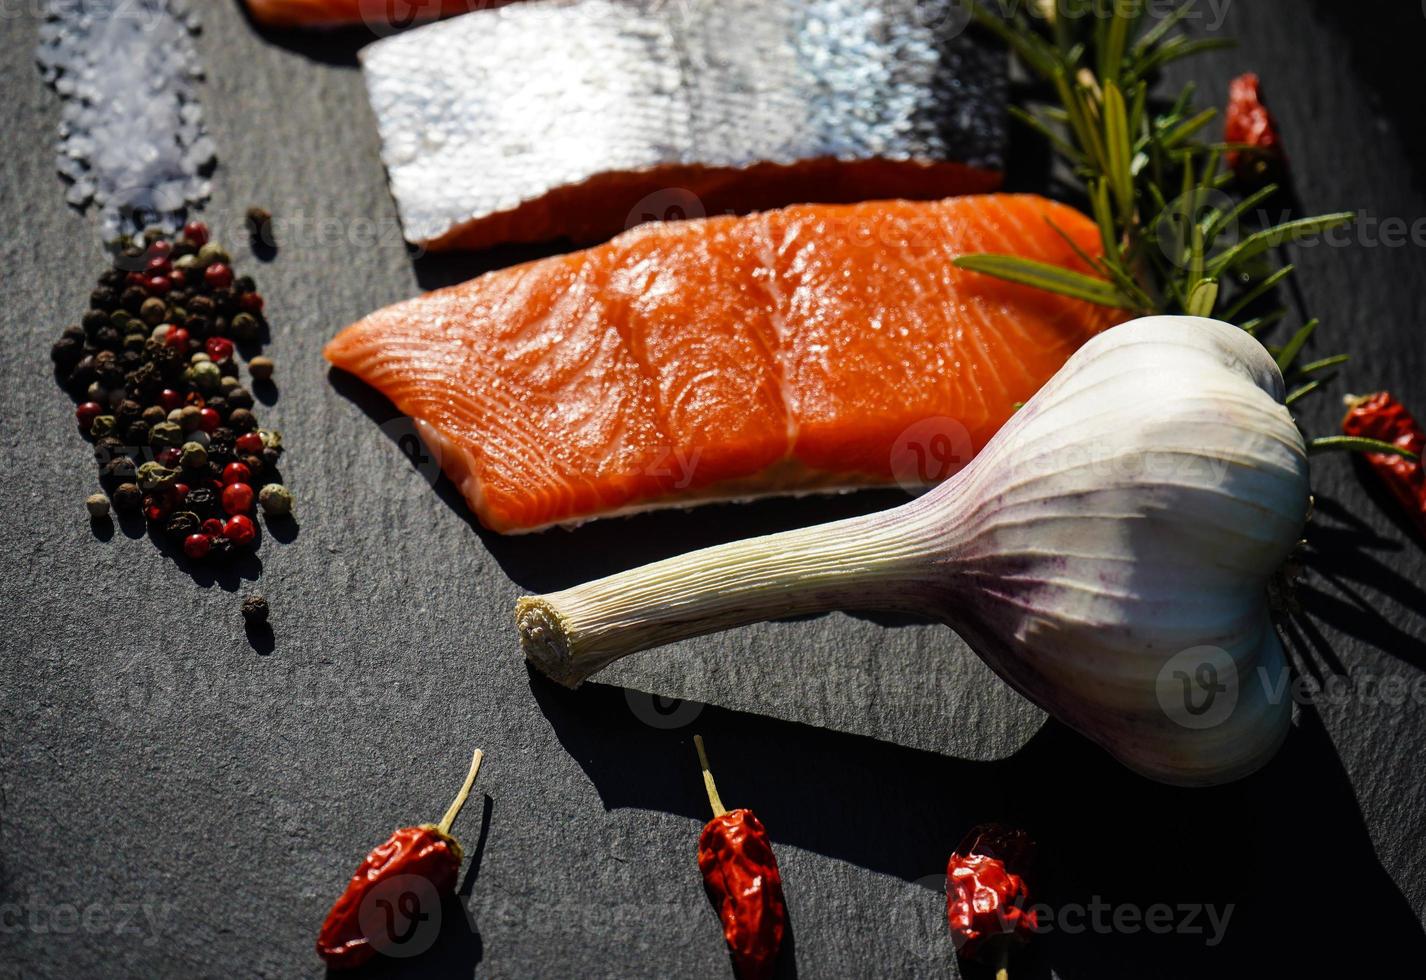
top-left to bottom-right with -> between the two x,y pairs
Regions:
956,3 -> 1400,457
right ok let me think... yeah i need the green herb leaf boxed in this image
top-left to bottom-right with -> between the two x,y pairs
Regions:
1309,436 -> 1419,460
953,255 -> 1140,309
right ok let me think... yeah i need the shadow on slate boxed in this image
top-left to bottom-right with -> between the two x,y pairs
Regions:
1308,0 -> 1426,194
1301,494 -> 1426,667
526,669 -> 1425,979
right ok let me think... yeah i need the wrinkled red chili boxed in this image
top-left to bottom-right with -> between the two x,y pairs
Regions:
1225,72 -> 1287,185
946,824 -> 1038,963
1342,392 -> 1426,537
694,736 -> 786,980
316,748 -> 484,971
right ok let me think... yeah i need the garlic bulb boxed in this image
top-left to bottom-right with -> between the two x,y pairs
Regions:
517,317 -> 1311,786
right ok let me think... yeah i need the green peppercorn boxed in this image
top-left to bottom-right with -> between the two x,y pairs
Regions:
86,492 -> 111,519
141,405 -> 167,426
136,462 -> 179,492
149,421 -> 184,448
258,483 -> 293,517
174,253 -> 199,272
123,333 -> 147,351
90,415 -> 117,438
190,351 -> 211,364
186,360 -> 222,393
196,242 -> 230,267
260,429 -> 283,451
111,482 -> 141,514
181,441 -> 209,470
93,435 -> 125,464
140,297 -> 168,326
230,313 -> 259,343
219,375 -> 239,391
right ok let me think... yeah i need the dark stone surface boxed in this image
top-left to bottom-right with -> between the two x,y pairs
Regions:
1,2 -> 1423,977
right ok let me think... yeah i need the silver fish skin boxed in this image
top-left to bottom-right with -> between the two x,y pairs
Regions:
360,0 -> 1007,251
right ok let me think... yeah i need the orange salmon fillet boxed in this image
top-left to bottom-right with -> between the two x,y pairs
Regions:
243,0 -> 494,29
325,195 -> 1123,533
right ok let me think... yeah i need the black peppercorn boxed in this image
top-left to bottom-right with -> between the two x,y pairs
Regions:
189,295 -> 215,316
184,486 -> 217,515
93,435 -> 125,464
226,387 -> 254,410
242,454 -> 265,480
102,456 -> 137,483
89,288 -> 119,312
111,482 -> 142,513
165,511 -> 201,538
186,314 -> 211,337
205,396 -> 228,416
82,309 -> 109,333
120,286 -> 148,313
261,447 -> 282,472
227,408 -> 256,433
125,421 -> 150,446
141,404 -> 168,426
98,269 -> 126,288
94,326 -> 121,350
208,536 -> 233,562
115,399 -> 142,427
241,595 -> 269,624
51,337 -> 83,368
234,274 -> 256,294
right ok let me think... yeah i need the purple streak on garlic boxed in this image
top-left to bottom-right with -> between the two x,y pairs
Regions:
517,317 -> 1310,786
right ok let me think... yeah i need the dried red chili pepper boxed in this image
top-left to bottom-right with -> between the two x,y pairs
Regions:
946,824 -> 1038,975
694,735 -> 787,980
1343,392 -> 1426,537
316,748 -> 484,970
1225,72 -> 1287,185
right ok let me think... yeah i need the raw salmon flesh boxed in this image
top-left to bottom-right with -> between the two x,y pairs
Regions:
324,195 -> 1122,533
243,0 -> 490,29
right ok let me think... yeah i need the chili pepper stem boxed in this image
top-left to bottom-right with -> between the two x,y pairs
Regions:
995,941 -> 1010,980
693,735 -> 727,817
436,748 -> 484,836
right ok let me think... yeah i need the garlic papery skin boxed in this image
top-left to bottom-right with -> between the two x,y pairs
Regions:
517,317 -> 1311,786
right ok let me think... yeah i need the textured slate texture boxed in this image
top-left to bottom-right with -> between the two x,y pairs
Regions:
1,1 -> 1423,978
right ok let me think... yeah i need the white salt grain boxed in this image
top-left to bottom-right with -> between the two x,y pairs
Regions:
37,0 -> 216,237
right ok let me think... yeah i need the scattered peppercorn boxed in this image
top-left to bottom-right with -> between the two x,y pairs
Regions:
55,227 -> 288,570
258,483 -> 293,517
86,493 -> 111,519
240,594 -> 269,625
245,207 -> 273,246
248,356 -> 274,382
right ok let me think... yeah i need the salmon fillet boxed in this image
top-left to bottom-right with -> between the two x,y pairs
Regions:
359,0 -> 1007,251
243,0 -> 493,29
325,195 -> 1122,533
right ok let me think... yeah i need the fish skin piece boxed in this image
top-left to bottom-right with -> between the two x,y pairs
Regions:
324,194 -> 1123,534
243,0 -> 496,29
359,0 -> 1007,251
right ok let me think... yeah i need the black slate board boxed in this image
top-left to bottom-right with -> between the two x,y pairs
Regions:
2,2 -> 1425,978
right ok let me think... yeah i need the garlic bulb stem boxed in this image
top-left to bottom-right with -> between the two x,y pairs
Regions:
517,509 -> 940,687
